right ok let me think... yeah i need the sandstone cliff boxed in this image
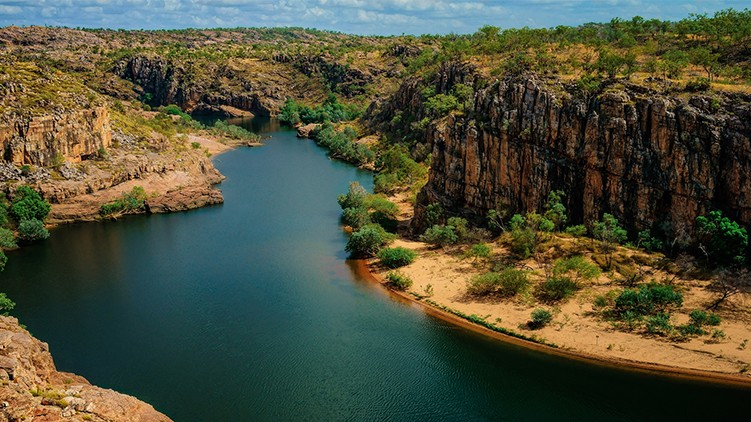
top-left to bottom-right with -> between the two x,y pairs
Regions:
0,107 -> 111,167
0,316 -> 171,421
372,65 -> 751,241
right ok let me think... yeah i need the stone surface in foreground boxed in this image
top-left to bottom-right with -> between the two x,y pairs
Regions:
0,316 -> 171,422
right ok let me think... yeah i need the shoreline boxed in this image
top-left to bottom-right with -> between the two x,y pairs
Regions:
351,259 -> 751,389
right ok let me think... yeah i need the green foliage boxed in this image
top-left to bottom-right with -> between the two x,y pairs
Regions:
373,146 -> 427,194
0,227 -> 17,249
17,218 -> 49,242
10,186 -> 51,222
420,224 -> 458,248
191,141 -> 201,149
0,292 -> 15,314
645,312 -> 673,336
337,182 -> 368,210
593,213 -> 628,251
278,95 -> 362,125
685,78 -> 711,92
425,93 -> 459,116
424,203 -> 444,228
467,268 -> 529,297
312,123 -> 374,165
465,242 -> 491,261
100,186 -> 147,216
536,277 -> 580,303
637,229 -> 664,252
695,210 -> 748,266
565,225 -> 588,237
0,250 -> 6,272
341,207 -> 370,230
552,256 -> 600,283
345,224 -> 395,258
614,283 -> 683,318
364,195 -> 398,230
208,120 -> 261,142
378,247 -> 417,268
543,191 -> 567,231
386,271 -> 413,291
529,308 -> 553,329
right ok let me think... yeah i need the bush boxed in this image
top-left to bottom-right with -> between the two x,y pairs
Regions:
345,224 -> 395,258
10,186 -> 51,222
565,225 -> 587,237
685,78 -> 711,92
0,250 -> 6,272
0,292 -> 15,314
536,277 -> 579,302
510,226 -> 536,258
420,225 -> 458,247
386,272 -> 413,291
377,247 -> 417,268
645,313 -> 673,336
0,227 -> 17,249
337,182 -> 368,210
17,218 -> 49,242
342,207 -> 370,230
688,309 -> 721,327
695,210 -> 748,266
468,268 -> 529,297
100,186 -> 147,216
614,283 -> 683,317
529,308 -> 553,329
465,243 -> 491,261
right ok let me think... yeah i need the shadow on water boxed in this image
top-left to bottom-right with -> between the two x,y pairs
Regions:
2,117 -> 749,421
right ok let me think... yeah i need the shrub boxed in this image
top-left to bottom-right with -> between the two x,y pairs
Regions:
0,292 -> 15,314
465,243 -> 491,261
536,277 -> 579,302
593,213 -> 627,252
100,186 -> 147,216
0,250 -> 6,272
18,218 -> 49,242
10,186 -> 51,222
695,210 -> 748,266
191,141 -> 201,149
386,272 -> 413,291
345,224 -> 395,258
510,226 -> 536,258
637,229 -> 664,252
529,308 -> 553,329
552,256 -> 600,283
337,182 -> 368,210
543,190 -> 567,231
565,225 -> 587,237
342,207 -> 370,230
614,283 -> 683,317
420,224 -> 458,247
685,78 -> 711,92
0,227 -> 17,249
678,323 -> 706,336
468,268 -> 529,297
447,217 -> 469,242
645,313 -> 673,336
377,247 -> 417,268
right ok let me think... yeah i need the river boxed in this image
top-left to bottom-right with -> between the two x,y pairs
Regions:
2,118 -> 748,421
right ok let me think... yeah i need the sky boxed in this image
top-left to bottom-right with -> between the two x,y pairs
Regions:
0,0 -> 747,35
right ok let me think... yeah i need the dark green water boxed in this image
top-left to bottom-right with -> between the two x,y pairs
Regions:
2,119 -> 748,421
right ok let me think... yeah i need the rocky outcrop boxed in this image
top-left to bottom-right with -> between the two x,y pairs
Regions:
375,66 -> 751,240
0,316 -> 171,421
114,56 -> 279,116
146,186 -> 224,214
0,107 -> 111,166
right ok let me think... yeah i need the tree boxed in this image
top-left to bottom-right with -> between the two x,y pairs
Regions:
707,268 -> 750,311
0,227 -> 17,249
10,186 -> 51,222
342,207 -> 370,230
337,182 -> 368,210
592,213 -> 627,268
543,190 -> 567,231
18,219 -> 50,243
695,210 -> 748,266
689,47 -> 719,82
0,292 -> 15,315
345,224 -> 395,258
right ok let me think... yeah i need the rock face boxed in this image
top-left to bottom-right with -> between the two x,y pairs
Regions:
0,316 -> 172,421
0,107 -> 111,166
374,66 -> 751,240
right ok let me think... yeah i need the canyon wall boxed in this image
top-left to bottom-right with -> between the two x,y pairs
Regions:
377,66 -> 751,240
0,107 -> 111,166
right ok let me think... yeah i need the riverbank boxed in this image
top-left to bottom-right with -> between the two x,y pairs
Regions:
357,256 -> 751,388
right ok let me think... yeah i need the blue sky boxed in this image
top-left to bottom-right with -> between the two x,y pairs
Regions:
0,1 -> 747,35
